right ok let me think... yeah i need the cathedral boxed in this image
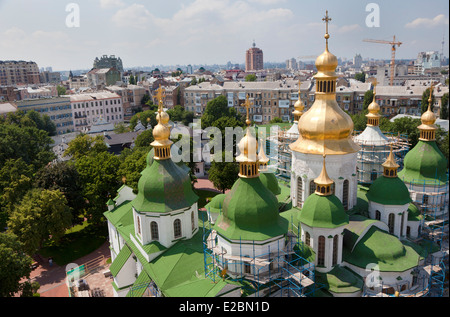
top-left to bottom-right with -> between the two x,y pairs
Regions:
104,12 -> 448,297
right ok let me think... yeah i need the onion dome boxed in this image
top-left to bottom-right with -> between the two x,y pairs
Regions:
131,90 -> 198,213
367,147 -> 411,206
259,172 -> 281,196
290,11 -> 360,156
205,194 -> 226,215
151,86 -> 173,160
398,84 -> 448,185
366,82 -> 381,127
298,155 -> 349,228
293,80 -> 305,122
407,203 -> 422,222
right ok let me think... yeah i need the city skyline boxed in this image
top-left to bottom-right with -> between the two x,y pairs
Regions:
0,0 -> 448,71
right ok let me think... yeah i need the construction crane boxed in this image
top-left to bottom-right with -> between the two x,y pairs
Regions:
363,36 -> 402,86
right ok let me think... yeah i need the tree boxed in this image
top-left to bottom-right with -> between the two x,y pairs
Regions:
245,74 -> 257,82
129,75 -> 136,85
141,94 -> 151,106
8,189 -> 72,255
440,93 -> 448,120
57,85 -> 66,96
363,90 -> 375,110
355,72 -> 366,83
0,232 -> 33,297
270,117 -> 284,124
117,148 -> 148,193
129,110 -> 158,131
64,134 -> 108,160
208,160 -> 239,193
422,88 -> 435,114
134,129 -> 154,148
75,152 -> 121,223
34,162 -> 86,225
201,95 -> 233,129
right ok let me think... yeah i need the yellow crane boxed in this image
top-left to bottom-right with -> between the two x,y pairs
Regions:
363,36 -> 402,86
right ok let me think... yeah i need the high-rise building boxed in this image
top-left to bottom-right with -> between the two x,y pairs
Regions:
0,60 -> 41,86
245,41 -> 264,72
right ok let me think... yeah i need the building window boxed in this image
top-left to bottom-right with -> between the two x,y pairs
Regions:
343,180 -> 349,210
305,232 -> 311,246
332,235 -> 339,266
400,212 -> 405,236
297,177 -> 303,208
310,180 -> 316,196
191,212 -> 195,232
151,221 -> 159,240
136,216 -> 141,235
318,236 -> 325,267
375,210 -> 381,221
388,213 -> 395,234
174,219 -> 182,239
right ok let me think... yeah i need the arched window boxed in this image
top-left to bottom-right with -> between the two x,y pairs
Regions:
371,169 -> 378,182
151,221 -> 159,240
297,177 -> 303,208
400,212 -> 405,236
191,211 -> 195,231
318,236 -> 326,267
388,213 -> 395,234
136,216 -> 141,235
332,235 -> 339,266
305,232 -> 311,246
310,180 -> 316,196
375,210 -> 381,221
174,219 -> 182,239
343,180 -> 349,210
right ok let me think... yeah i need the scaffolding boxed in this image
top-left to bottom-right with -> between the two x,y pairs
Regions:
353,131 -> 410,185
202,211 -> 320,297
402,173 -> 449,297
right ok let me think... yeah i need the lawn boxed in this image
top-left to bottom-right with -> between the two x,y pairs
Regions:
39,222 -> 108,266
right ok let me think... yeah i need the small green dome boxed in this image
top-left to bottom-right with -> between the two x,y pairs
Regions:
398,140 -> 448,186
205,194 -> 226,214
214,177 -> 288,241
299,194 -> 349,229
259,172 -> 281,196
367,176 -> 411,206
407,203 -> 422,222
146,148 -> 154,166
132,159 -> 198,213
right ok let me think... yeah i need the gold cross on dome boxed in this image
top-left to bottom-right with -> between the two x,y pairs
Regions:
428,83 -> 434,104
155,84 -> 166,110
323,10 -> 332,34
241,94 -> 253,126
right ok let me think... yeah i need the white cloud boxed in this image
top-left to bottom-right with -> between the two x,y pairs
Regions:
99,0 -> 125,9
111,4 -> 153,29
405,14 -> 449,29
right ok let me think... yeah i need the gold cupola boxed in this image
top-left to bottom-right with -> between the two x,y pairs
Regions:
293,79 -> 305,122
257,138 -> 270,173
314,155 -> 335,196
290,11 -> 360,156
237,95 -> 259,178
366,81 -> 381,127
151,85 -> 173,160
382,145 -> 399,178
418,84 -> 437,142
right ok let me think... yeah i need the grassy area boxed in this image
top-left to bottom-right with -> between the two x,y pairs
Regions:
39,222 -> 108,266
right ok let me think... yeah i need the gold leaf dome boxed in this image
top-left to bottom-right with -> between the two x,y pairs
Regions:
157,111 -> 170,126
290,11 -> 360,156
421,107 -> 436,126
237,128 -> 258,163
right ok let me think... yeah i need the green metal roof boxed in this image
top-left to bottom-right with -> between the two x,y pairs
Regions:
366,175 -> 412,206
205,194 -> 226,214
343,226 -> 420,272
298,194 -> 349,229
398,140 -> 448,186
110,243 -> 132,277
315,266 -> 364,294
259,172 -> 281,196
126,270 -> 152,297
407,203 -> 422,222
132,158 -> 199,213
214,177 -> 289,241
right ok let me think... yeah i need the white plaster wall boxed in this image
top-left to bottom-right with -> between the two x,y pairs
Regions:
114,255 -> 137,290
368,201 -> 409,238
291,152 -> 358,210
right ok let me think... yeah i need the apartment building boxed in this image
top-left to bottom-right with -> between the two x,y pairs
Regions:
183,83 -> 225,115
106,84 -> 146,120
0,60 -> 40,86
16,97 -> 73,135
18,85 -> 58,100
87,68 -> 121,88
245,42 -> 264,72
69,91 -> 124,132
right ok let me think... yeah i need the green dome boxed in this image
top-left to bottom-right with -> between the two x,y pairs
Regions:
398,140 -> 448,186
214,177 -> 288,241
205,194 -> 226,214
298,194 -> 349,229
132,159 -> 198,213
407,203 -> 422,222
146,148 -> 154,166
366,176 -> 411,206
343,226 -> 420,272
259,172 -> 281,196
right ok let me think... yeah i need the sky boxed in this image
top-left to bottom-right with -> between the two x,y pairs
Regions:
0,0 -> 448,71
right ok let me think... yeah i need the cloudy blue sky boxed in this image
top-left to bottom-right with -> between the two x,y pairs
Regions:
0,0 -> 448,70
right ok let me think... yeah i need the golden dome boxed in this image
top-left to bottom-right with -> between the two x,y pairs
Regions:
421,106 -> 436,126
237,128 -> 258,163
258,139 -> 269,165
314,155 -> 334,196
368,99 -> 380,115
293,80 -> 305,120
418,84 -> 437,142
290,11 -> 360,155
157,111 -> 170,126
